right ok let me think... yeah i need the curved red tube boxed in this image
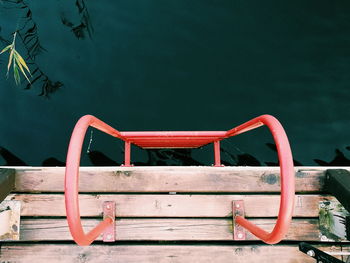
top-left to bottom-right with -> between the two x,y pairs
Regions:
226,115 -> 295,244
64,115 -> 123,246
65,114 -> 294,245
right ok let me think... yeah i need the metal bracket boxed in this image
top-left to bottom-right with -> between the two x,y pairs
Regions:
103,201 -> 116,242
319,199 -> 350,242
299,242 -> 345,263
0,200 -> 21,241
233,200 -> 246,240
325,169 -> 350,213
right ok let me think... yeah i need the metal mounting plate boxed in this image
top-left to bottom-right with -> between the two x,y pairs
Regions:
233,200 -> 246,240
103,201 -> 116,242
319,199 -> 350,242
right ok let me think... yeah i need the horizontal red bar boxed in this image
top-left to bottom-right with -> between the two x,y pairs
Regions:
131,139 -> 217,143
125,137 -> 223,141
121,131 -> 227,137
120,131 -> 227,149
134,144 -> 209,148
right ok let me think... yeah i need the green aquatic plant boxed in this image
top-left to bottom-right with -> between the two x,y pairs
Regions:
0,32 -> 31,85
0,0 -> 62,97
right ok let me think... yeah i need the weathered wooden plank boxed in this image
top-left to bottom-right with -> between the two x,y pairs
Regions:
18,218 -> 322,241
1,244 -> 349,263
0,168 -> 15,202
7,166 -> 345,192
6,193 -> 334,217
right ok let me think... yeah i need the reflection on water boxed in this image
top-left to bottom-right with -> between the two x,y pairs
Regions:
60,0 -> 93,40
0,1 -> 350,166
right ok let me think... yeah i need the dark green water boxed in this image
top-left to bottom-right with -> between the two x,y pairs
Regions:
0,0 -> 350,166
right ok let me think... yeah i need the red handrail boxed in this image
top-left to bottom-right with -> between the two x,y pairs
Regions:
64,115 -> 124,246
226,115 -> 295,244
64,114 -> 295,245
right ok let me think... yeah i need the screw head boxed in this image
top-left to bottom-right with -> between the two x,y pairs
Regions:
320,235 -> 328,241
106,204 -> 111,209
306,250 -> 315,257
236,204 -> 240,208
106,234 -> 112,240
237,233 -> 244,239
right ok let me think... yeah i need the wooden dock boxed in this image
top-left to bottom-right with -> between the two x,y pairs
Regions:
0,166 -> 349,262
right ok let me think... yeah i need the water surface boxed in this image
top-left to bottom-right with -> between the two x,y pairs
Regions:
0,0 -> 349,166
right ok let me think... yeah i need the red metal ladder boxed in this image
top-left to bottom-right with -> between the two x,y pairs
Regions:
64,114 -> 295,246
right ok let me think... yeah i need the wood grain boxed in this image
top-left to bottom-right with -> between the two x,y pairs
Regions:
1,244 -> 349,263
18,218 -> 321,241
7,166 -> 342,192
6,193 -> 334,217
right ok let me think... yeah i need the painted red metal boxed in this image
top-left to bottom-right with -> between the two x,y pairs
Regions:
214,141 -> 222,167
227,115 -> 295,245
65,114 -> 295,245
124,141 -> 131,166
64,115 -> 123,246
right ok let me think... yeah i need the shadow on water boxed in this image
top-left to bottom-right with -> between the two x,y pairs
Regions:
87,149 -> 204,166
221,146 -> 261,166
145,149 -> 204,166
88,150 -> 118,166
2,144 -> 349,167
42,157 -> 65,167
314,148 -> 350,166
0,146 -> 27,166
264,143 -> 303,166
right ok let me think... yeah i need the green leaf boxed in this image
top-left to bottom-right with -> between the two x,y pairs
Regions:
7,48 -> 14,75
14,49 -> 31,75
13,64 -> 21,85
0,44 -> 12,54
16,57 -> 31,84
1,32 -> 31,86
